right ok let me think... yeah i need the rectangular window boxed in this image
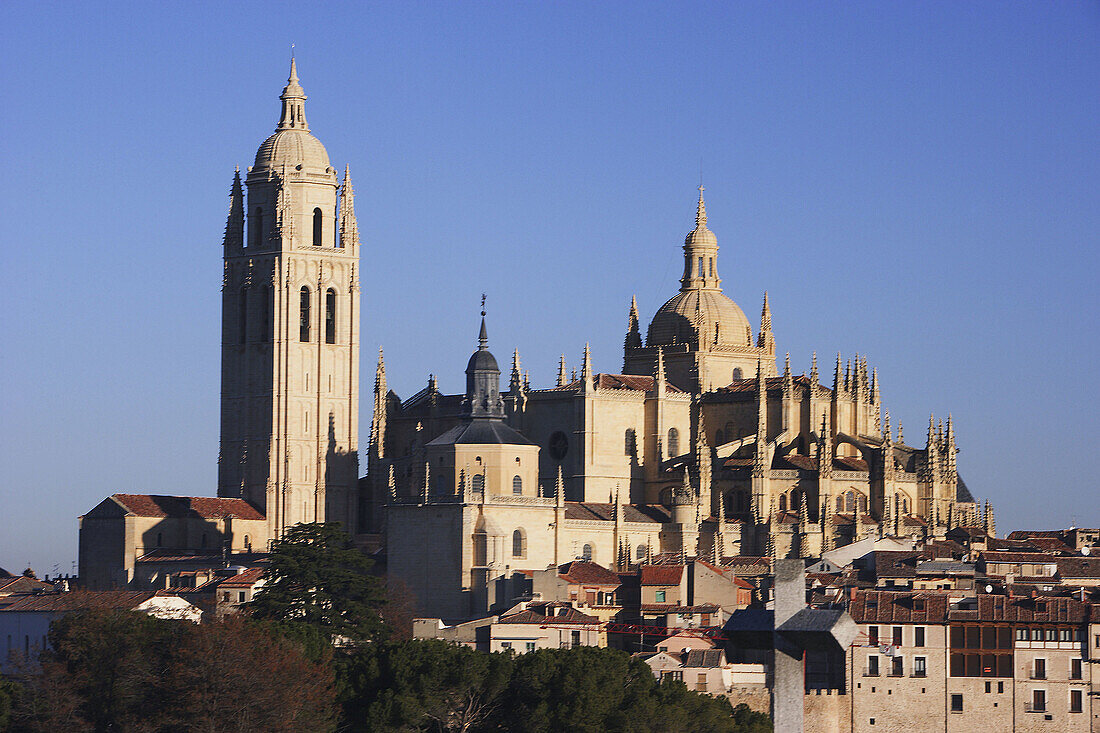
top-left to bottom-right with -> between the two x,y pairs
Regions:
914,627 -> 925,647
238,591 -> 246,603
571,630 -> 581,648
867,655 -> 879,676
951,694 -> 963,712
869,626 -> 879,646
1016,628 -> 1027,641
1060,629 -> 1071,642
914,657 -> 926,678
1033,659 -> 1046,680
525,642 -> 535,653
501,642 -> 511,649
985,681 -> 991,693
1070,689 -> 1083,713
1031,628 -> 1042,641
1045,628 -> 1055,641
1031,689 -> 1046,712
1070,658 -> 1082,680
696,673 -> 707,692
893,627 -> 903,647
655,590 -> 666,603
950,653 -> 965,677
891,656 -> 903,677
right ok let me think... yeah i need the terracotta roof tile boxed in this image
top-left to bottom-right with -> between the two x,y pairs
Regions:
110,494 -> 265,521
216,567 -> 265,588
640,565 -> 684,586
498,603 -> 600,625
558,561 -> 621,586
0,591 -> 158,613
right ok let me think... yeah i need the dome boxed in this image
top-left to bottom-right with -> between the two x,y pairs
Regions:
466,348 -> 499,374
647,288 -> 753,349
684,224 -> 717,249
253,129 -> 331,172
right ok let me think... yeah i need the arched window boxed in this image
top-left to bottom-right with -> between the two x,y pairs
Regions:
238,287 -> 248,343
698,256 -> 703,276
312,208 -> 323,246
624,428 -> 636,456
512,475 -> 523,494
779,494 -> 787,512
299,287 -> 311,342
636,545 -> 646,560
472,474 -> 485,493
512,529 -> 526,558
733,368 -> 743,381
581,544 -> 593,561
667,427 -> 680,457
325,289 -> 336,344
251,207 -> 262,248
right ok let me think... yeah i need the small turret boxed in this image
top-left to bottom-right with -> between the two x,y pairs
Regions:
809,352 -> 819,386
339,166 -> 359,249
581,343 -> 593,382
223,167 -> 244,249
654,347 -> 667,396
556,354 -> 567,387
757,291 -> 774,352
510,349 -> 523,394
624,295 -> 643,351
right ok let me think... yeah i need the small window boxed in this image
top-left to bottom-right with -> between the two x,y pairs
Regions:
867,655 -> 879,676
1070,689 -> 1082,713
525,642 -> 536,653
201,533 -> 207,548
312,208 -> 323,246
892,627 -> 903,647
501,642 -> 512,649
636,545 -> 645,560
868,626 -> 879,646
732,368 -> 743,381
156,533 -> 162,547
1045,628 -> 1055,641
238,591 -> 246,603
1016,628 -> 1027,641
472,474 -> 485,493
950,694 -> 963,712
512,475 -> 523,495
1031,689 -> 1045,712
299,287 -> 311,342
325,289 -> 336,344
655,590 -> 666,603
891,656 -> 903,677
1033,658 -> 1046,680
1071,658 -> 1082,679
512,529 -> 526,558
581,544 -> 593,561
914,657 -> 926,677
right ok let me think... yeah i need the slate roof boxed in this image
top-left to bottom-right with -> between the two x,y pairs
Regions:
426,419 -> 535,446
558,561 -> 621,586
873,551 -> 920,579
0,591 -> 158,613
640,565 -> 684,586
104,494 -> 265,521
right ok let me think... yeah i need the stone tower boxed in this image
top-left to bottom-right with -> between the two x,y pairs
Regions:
218,59 -> 361,539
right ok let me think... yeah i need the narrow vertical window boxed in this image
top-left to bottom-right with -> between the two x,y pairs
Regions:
697,256 -> 703,277
512,529 -> 526,557
251,207 -> 263,248
325,289 -> 336,344
667,427 -> 679,457
299,287 -> 311,342
512,475 -> 523,494
238,287 -> 248,343
259,286 -> 270,340
312,208 -> 323,246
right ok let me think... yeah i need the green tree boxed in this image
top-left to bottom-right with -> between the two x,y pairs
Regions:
337,639 -> 512,732
247,522 -> 387,643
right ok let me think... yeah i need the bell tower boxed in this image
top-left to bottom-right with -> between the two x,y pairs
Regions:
218,59 -> 361,539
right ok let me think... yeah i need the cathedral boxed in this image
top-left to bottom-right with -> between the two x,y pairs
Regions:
376,185 -> 990,620
80,62 -> 993,603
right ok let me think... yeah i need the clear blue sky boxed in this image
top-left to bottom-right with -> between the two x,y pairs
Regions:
2,2 -> 1098,576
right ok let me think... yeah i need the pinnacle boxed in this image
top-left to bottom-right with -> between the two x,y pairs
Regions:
695,185 -> 708,228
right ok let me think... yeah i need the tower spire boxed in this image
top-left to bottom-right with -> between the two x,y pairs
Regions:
277,57 -> 308,131
222,167 -> 244,249
624,295 -> 642,351
557,354 -> 567,387
679,187 -> 721,291
695,184 -> 707,228
756,291 -> 774,352
478,294 -> 488,350
809,351 -> 819,386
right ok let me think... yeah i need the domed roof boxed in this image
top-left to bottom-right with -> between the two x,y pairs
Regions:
684,223 -> 718,249
254,129 -> 331,171
646,288 -> 752,349
466,348 -> 499,374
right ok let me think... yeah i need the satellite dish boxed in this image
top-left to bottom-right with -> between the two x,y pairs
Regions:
1082,546 -> 1091,556
985,585 -> 994,594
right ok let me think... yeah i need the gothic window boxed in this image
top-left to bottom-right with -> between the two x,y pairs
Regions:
667,428 -> 680,457
512,475 -> 522,494
299,287 -> 311,342
312,208 -> 323,246
624,428 -> 636,456
636,545 -> 646,560
325,289 -> 336,344
238,287 -> 248,343
733,368 -> 743,381
251,207 -> 262,248
472,474 -> 485,493
581,544 -> 593,561
779,494 -> 787,512
512,529 -> 526,558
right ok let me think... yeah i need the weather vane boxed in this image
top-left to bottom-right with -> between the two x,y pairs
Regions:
481,293 -> 486,316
